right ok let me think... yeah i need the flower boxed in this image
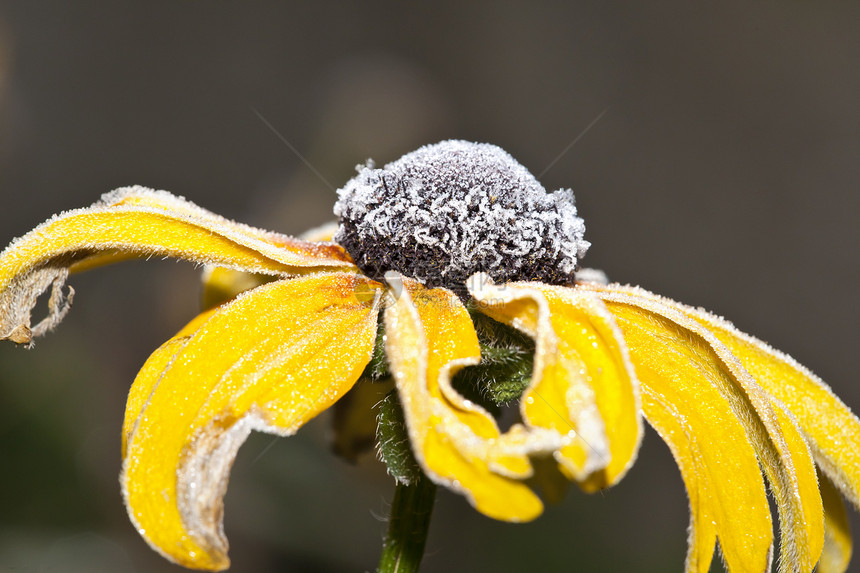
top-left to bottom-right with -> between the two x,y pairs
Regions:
1,140 -> 858,573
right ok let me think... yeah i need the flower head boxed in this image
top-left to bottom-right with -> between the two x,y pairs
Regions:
334,140 -> 588,287
1,140 -> 858,573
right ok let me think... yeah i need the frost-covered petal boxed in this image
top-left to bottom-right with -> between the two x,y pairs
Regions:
468,276 -> 642,487
586,284 -> 825,573
199,266 -> 276,310
122,307 -> 219,458
383,274 -> 564,522
676,303 -> 860,514
121,273 -> 380,570
818,471 -> 852,573
0,186 -> 354,344
607,301 -> 773,573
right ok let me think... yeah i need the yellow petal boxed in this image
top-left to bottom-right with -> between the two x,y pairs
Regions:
200,222 -> 343,310
771,401 -> 825,572
586,284 -> 825,573
122,272 -> 381,570
468,276 -> 642,488
383,274 -> 560,522
642,399 -> 719,573
121,307 -> 218,458
818,470 -> 853,573
676,304 -> 860,513
200,266 -> 275,310
608,302 -> 771,573
0,186 -> 355,344
94,188 -> 349,266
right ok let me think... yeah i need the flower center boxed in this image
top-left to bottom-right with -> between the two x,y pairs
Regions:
333,140 -> 589,289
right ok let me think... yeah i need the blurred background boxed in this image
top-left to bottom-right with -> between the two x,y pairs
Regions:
1,1 -> 859,571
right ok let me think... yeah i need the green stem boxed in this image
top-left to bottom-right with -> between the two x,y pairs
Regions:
376,476 -> 437,573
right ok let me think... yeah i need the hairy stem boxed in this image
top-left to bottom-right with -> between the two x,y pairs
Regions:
376,476 -> 437,573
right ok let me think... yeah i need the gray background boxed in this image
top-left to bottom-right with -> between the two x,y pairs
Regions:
0,1 -> 858,572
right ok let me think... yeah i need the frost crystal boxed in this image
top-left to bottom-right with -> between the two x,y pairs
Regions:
334,140 -> 589,289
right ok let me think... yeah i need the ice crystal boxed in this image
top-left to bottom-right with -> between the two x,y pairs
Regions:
334,140 -> 589,288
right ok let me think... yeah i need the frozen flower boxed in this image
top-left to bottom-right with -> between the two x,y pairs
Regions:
0,140 -> 857,573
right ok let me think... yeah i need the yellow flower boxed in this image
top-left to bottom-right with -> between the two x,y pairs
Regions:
0,140 -> 858,573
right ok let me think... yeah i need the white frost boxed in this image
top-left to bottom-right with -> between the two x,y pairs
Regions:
334,140 -> 589,285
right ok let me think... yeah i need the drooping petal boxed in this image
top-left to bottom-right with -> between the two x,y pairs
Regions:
383,273 -> 564,522
200,266 -> 275,310
770,401 -> 825,571
199,218 -> 346,310
121,272 -> 381,570
641,397 -> 719,573
122,307 -> 218,458
0,186 -> 355,344
676,303 -> 860,513
84,187 -> 351,268
585,284 -> 825,573
607,302 -> 772,573
198,223 -> 343,310
468,275 -> 642,488
818,470 -> 853,573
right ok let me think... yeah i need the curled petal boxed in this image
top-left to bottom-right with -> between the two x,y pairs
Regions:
586,284 -> 825,573
468,275 -> 642,488
383,274 -> 563,522
122,273 -> 381,570
0,186 -> 354,344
